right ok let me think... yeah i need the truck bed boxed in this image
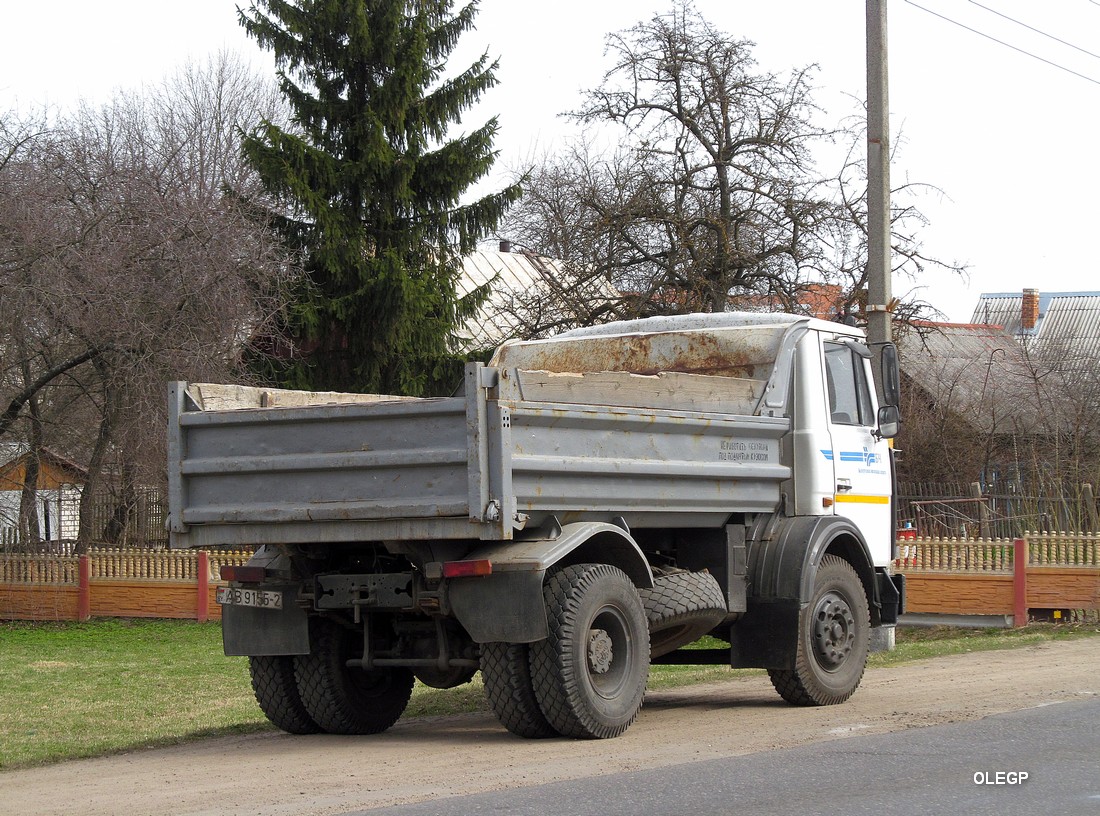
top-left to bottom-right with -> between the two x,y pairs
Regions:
168,365 -> 791,549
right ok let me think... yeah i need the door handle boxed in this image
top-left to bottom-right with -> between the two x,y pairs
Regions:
836,478 -> 853,492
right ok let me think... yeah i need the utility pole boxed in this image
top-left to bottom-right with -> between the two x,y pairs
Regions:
866,0 -> 892,378
867,0 -> 897,657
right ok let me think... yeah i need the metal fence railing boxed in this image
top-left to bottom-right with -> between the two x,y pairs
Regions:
896,482 -> 1100,539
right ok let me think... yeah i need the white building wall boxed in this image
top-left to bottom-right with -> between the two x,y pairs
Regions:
0,486 -> 83,542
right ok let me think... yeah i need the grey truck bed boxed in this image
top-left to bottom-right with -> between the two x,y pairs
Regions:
168,368 -> 790,549
169,320 -> 802,549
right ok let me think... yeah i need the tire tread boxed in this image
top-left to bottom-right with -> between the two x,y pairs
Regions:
249,655 -> 322,735
530,564 -> 649,739
767,555 -> 869,706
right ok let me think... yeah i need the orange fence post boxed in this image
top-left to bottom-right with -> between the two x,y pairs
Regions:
77,555 -> 91,622
196,551 -> 210,623
1013,538 -> 1028,627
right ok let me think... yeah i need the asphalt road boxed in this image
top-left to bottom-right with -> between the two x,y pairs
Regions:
362,697 -> 1100,816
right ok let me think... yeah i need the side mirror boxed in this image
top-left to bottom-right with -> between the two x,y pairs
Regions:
876,404 -> 900,440
879,343 -> 900,407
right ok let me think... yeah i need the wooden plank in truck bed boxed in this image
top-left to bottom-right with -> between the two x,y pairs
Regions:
188,383 -> 418,411
514,369 -> 764,415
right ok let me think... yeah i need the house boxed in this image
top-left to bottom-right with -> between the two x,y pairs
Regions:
0,446 -> 85,544
897,321 -> 1057,435
971,289 -> 1100,370
893,320 -> 1070,484
454,243 -> 621,352
720,283 -> 853,322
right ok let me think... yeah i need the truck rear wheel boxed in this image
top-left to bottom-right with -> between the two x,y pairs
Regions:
530,564 -> 649,739
768,555 -> 869,706
481,642 -> 558,738
249,655 -> 322,734
294,618 -> 414,734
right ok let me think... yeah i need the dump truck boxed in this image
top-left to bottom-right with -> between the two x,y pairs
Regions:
167,312 -> 904,739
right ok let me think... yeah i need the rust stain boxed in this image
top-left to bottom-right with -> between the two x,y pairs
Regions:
512,331 -> 764,378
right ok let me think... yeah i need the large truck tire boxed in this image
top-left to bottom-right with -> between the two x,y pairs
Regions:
640,570 -> 728,659
768,555 -> 869,706
530,564 -> 649,739
294,618 -> 414,734
481,642 -> 559,738
248,655 -> 322,735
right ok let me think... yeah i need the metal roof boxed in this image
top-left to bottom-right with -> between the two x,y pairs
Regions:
970,291 -> 1100,364
454,249 -> 619,352
897,322 -> 1067,436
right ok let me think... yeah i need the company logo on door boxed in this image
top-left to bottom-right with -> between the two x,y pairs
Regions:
820,447 -> 887,476
820,447 -> 881,465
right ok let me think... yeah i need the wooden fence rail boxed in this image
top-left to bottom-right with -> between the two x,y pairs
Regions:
0,548 -> 253,623
895,531 -> 1100,573
895,531 -> 1100,624
4,532 -> 1098,626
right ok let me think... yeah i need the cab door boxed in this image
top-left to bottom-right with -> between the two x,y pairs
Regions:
822,340 -> 893,565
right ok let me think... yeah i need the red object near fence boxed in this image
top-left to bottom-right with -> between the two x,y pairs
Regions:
196,551 -> 210,623
1013,538 -> 1028,627
77,555 -> 91,622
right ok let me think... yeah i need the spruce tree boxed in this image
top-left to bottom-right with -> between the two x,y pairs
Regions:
240,0 -> 520,395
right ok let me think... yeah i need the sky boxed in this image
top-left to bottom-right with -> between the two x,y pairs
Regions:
1,0 -> 1097,323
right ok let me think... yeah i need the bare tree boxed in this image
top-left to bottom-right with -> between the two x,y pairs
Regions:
502,4 -> 965,331
816,116 -> 965,324
0,53 -> 296,549
505,3 -> 834,318
894,320 -> 1099,509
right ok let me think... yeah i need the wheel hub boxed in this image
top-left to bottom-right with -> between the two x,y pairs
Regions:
812,591 -> 855,670
588,628 -> 614,674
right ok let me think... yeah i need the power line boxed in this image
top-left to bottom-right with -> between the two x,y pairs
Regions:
905,0 -> 1100,87
967,0 -> 1100,61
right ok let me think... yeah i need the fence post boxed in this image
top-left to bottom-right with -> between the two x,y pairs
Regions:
196,551 -> 210,623
77,555 -> 91,622
1013,537 -> 1028,627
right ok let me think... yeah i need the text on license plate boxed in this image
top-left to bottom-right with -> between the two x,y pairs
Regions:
216,586 -> 283,610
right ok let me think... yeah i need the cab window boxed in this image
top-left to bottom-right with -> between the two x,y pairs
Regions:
824,343 -> 873,426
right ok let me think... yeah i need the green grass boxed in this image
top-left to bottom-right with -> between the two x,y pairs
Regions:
0,620 -> 263,770
1,619 -> 1096,770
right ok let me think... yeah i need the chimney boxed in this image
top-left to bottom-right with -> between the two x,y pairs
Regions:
1021,288 -> 1039,330
499,239 -> 512,253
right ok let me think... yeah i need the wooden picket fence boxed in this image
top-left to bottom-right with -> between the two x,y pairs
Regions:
895,531 -> 1100,572
3,532 -> 1097,626
895,531 -> 1100,624
0,548 -> 253,622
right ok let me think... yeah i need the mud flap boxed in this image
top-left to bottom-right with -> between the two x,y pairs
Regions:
727,598 -> 802,669
221,586 -> 309,656
448,570 -> 548,644
877,570 -> 905,625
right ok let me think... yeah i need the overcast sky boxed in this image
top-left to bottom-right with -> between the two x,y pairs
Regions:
2,0 -> 1097,322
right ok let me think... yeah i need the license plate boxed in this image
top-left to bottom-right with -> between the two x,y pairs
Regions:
216,586 -> 283,610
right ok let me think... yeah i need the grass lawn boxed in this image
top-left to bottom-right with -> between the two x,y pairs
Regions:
1,618 -> 1096,770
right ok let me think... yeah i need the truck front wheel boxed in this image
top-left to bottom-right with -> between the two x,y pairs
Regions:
294,618 -> 414,734
530,564 -> 649,739
768,555 -> 869,706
